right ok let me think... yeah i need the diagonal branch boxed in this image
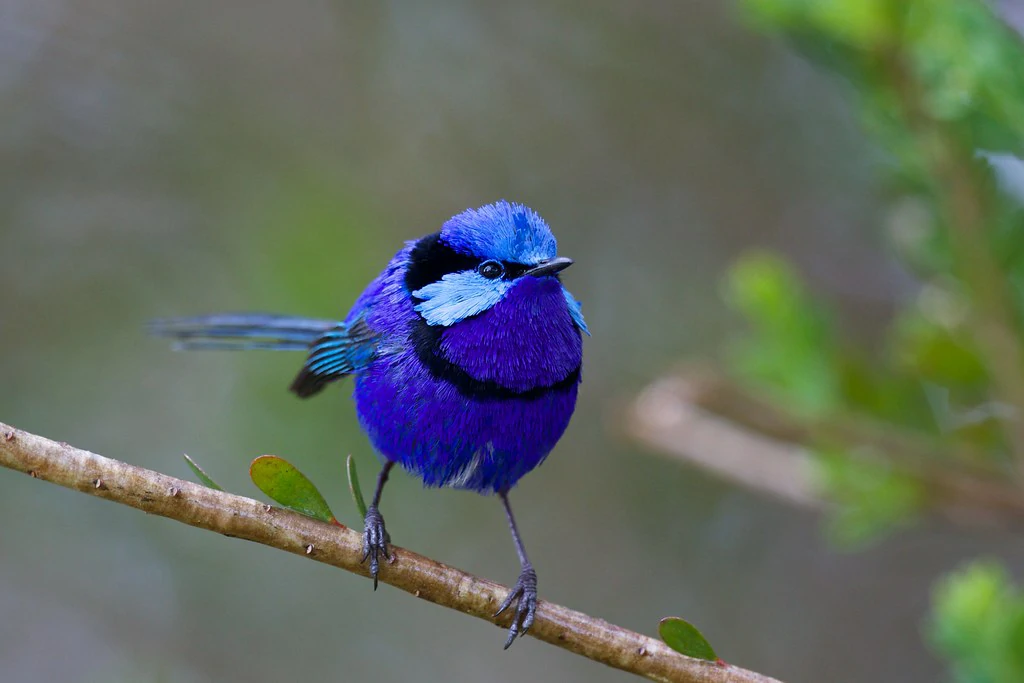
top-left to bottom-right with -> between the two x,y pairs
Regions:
0,420 -> 782,683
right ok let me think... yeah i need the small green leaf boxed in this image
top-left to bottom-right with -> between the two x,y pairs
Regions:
722,251 -> 841,417
249,455 -> 336,523
659,617 -> 718,661
183,454 -> 223,491
927,559 -> 1024,682
814,447 -> 925,548
347,454 -> 368,518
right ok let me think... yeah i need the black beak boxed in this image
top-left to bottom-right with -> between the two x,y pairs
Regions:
524,257 -> 574,277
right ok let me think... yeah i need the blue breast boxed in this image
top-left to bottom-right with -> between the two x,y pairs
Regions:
353,270 -> 582,493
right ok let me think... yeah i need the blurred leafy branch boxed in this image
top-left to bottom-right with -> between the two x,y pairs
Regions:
732,0 -> 1024,513
629,1 -> 1024,681
930,560 -> 1024,683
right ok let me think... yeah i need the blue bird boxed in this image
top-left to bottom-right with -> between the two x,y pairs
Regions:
150,200 -> 588,647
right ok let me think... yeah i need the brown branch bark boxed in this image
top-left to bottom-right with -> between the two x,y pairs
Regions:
0,420 -> 782,683
625,369 -> 1024,529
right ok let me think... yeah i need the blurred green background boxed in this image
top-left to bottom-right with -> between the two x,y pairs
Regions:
4,2 -> 1022,682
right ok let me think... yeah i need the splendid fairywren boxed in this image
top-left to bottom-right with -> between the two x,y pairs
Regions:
151,200 -> 588,647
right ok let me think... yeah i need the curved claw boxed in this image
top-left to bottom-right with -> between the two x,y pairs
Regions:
361,506 -> 391,590
495,566 -> 537,649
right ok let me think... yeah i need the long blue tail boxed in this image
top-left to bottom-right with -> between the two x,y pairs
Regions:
148,313 -> 335,351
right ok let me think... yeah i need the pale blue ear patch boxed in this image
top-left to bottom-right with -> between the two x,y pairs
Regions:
413,271 -> 515,327
562,287 -> 590,336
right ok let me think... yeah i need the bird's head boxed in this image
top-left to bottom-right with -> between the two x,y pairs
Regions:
404,200 -> 587,333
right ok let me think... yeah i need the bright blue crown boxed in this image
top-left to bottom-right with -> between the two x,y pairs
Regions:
440,200 -> 557,266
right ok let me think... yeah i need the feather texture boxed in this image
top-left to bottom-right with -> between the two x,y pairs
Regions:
148,313 -> 334,351
289,318 -> 379,397
440,200 -> 557,265
412,271 -> 515,327
562,287 -> 590,336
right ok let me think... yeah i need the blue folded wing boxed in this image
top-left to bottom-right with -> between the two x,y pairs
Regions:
289,317 -> 379,397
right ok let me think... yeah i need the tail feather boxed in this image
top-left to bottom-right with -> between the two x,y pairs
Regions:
148,313 -> 335,352
165,339 -> 312,352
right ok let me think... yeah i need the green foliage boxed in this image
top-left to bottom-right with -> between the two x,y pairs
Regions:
249,455 -> 337,524
814,448 -> 925,547
722,246 -> 1014,543
658,617 -> 718,662
723,251 -> 841,417
183,454 -> 223,491
743,0 -> 895,49
889,302 -> 986,390
729,2 -> 1024,678
722,251 -> 946,543
743,0 -> 1024,158
905,2 -> 1024,151
929,560 -> 1024,683
726,0 -> 1024,544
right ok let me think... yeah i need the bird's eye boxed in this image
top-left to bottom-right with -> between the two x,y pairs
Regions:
477,260 -> 504,280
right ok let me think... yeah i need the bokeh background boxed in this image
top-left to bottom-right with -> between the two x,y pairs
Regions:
4,2 -> 1021,682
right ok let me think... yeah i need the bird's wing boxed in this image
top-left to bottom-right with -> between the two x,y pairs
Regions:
289,316 -> 379,398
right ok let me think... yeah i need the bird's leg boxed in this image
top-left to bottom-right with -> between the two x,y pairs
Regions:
494,490 -> 538,649
361,460 -> 394,590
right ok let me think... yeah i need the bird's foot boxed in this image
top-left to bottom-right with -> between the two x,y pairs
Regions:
361,505 -> 391,590
495,565 -> 537,649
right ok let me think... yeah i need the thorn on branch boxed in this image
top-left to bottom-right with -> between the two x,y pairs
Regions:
4,431 -> 15,442
94,478 -> 105,490
28,470 -> 37,478
263,504 -> 273,513
305,543 -> 314,555
168,486 -> 181,497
